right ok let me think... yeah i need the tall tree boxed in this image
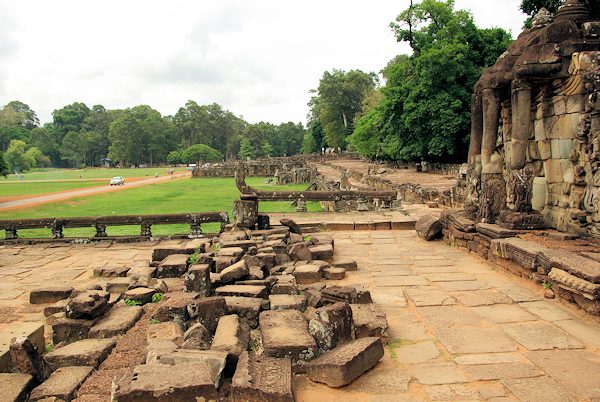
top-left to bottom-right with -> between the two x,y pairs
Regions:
349,0 -> 511,162
108,111 -> 144,166
4,140 -> 30,172
0,152 -> 8,177
520,0 -> 600,19
4,101 -> 39,129
309,70 -> 378,148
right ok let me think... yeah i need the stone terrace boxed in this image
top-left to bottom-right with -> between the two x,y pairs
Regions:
2,229 -> 600,400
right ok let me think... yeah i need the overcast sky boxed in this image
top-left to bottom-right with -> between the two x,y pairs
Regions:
0,0 -> 526,126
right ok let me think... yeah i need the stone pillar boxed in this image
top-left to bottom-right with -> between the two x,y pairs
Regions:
140,222 -> 152,237
296,199 -> 307,212
5,225 -> 18,240
511,80 -> 532,170
468,91 -> 484,164
190,217 -> 203,238
481,88 -> 501,172
233,197 -> 258,229
51,222 -> 64,239
94,224 -> 107,238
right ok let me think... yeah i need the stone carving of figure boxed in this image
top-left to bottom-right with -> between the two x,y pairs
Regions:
511,167 -> 534,213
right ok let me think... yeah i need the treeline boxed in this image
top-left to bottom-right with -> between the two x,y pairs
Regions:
0,100 -> 305,173
303,0 -> 513,162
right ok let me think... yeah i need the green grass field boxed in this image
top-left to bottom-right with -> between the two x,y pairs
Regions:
0,177 -> 321,237
0,166 -> 187,181
0,181 -> 104,198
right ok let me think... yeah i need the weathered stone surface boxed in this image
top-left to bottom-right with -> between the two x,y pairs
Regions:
269,294 -> 307,311
182,323 -> 211,350
220,260 -> 249,284
501,321 -> 584,350
408,362 -> 468,385
260,310 -> 317,369
211,314 -> 248,358
306,337 -> 384,387
156,254 -> 189,278
224,296 -> 263,329
334,259 -> 358,271
215,285 -> 268,300
189,296 -> 227,335
462,362 -> 544,381
539,249 -> 600,284
232,352 -> 294,402
1,373 -> 33,402
293,264 -> 322,285
502,376 -> 576,402
44,299 -> 69,317
323,267 -> 345,280
404,287 -> 457,307
309,244 -> 334,260
88,304 -> 142,338
350,304 -> 389,342
30,286 -> 73,304
152,292 -> 199,323
152,246 -> 196,262
549,267 -> 600,298
217,247 -> 245,260
309,302 -> 354,352
394,340 -> 440,364
321,286 -> 358,304
415,214 -> 443,241
288,243 -> 312,261
123,287 -> 156,305
151,349 -> 228,387
305,288 -> 323,308
280,218 -> 302,234
215,256 -> 237,273
93,266 -> 130,278
147,321 -> 185,347
45,338 -> 116,370
112,363 -> 218,401
29,366 -> 93,401
9,336 -> 50,382
52,318 -> 93,345
105,277 -> 130,294
183,264 -> 211,296
475,223 -> 516,239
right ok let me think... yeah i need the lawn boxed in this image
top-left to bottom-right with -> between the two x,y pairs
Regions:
0,177 -> 321,237
0,166 -> 187,181
0,181 -> 104,199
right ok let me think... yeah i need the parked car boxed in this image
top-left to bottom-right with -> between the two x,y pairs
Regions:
110,176 -> 125,186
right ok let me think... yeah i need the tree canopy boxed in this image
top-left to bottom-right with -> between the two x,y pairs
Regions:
520,0 -> 600,19
180,144 -> 223,164
346,0 -> 512,162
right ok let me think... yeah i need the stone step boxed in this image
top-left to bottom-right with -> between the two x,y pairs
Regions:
232,352 -> 294,402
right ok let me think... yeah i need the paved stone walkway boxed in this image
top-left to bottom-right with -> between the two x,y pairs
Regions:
297,231 -> 600,401
2,232 -> 600,400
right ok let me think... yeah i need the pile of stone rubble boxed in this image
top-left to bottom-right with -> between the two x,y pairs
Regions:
9,219 -> 388,401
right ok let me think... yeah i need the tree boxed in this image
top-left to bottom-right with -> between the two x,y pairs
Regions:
180,144 -> 223,164
4,101 -> 39,129
25,147 -> 50,168
4,140 -> 30,172
520,0 -> 600,20
0,104 -> 31,151
309,70 -> 378,148
167,150 -> 182,165
349,0 -> 511,162
238,138 -> 256,160
108,111 -> 144,166
52,102 -> 90,135
0,152 -> 8,177
261,142 -> 273,157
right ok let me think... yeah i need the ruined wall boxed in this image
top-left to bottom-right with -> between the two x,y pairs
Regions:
467,1 -> 600,236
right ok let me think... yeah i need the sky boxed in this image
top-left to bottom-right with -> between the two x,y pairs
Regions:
0,0 -> 526,126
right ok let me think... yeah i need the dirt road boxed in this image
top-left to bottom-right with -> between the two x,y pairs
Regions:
0,172 -> 190,212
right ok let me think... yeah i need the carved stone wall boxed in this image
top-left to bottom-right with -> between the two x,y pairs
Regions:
467,1 -> 600,236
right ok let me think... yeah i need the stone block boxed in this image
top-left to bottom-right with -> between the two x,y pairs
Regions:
112,363 -> 219,401
323,267 -> 346,280
52,318 -> 93,345
152,246 -> 196,262
217,247 -> 245,259
215,285 -> 268,300
30,286 -> 73,304
151,349 -> 228,387
293,264 -> 322,285
305,337 -> 384,387
156,254 -> 189,278
232,352 -> 294,402
534,119 -> 546,140
123,287 -> 156,305
224,297 -> 263,329
147,321 -> 185,347
44,299 -> 69,317
259,310 -> 317,370
9,336 -> 50,383
538,140 -> 552,160
544,159 -> 564,184
321,286 -> 358,304
182,323 -> 211,350
288,243 -> 312,261
532,176 -> 547,212
220,260 -> 249,284
88,304 -> 143,339
211,314 -> 248,358
183,264 -> 211,296
66,290 -> 110,320
93,266 -> 130,278
309,302 -> 354,353
105,277 -> 130,294
45,338 -> 116,370
188,296 -> 227,335
350,304 -> 389,342
415,214 -> 443,241
1,373 -> 33,402
29,366 -> 93,401
0,323 -> 45,373
334,259 -> 358,271
269,294 -> 307,311
309,244 -> 334,260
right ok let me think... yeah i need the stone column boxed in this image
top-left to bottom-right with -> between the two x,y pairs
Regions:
481,88 -> 501,171
233,197 -> 258,229
468,91 -> 484,164
511,80 -> 532,170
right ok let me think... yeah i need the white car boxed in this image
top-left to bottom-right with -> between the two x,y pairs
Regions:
110,176 -> 125,186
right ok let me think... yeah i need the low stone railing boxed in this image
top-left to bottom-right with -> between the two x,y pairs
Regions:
0,212 -> 229,240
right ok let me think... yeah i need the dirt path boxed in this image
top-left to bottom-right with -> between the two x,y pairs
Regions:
0,172 -> 190,212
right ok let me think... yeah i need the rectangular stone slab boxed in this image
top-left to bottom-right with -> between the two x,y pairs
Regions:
259,310 -> 317,368
232,352 -> 295,402
88,304 -> 143,338
215,285 -> 268,299
306,337 -> 384,387
157,254 -> 189,278
45,338 -> 116,370
224,296 -> 263,329
112,363 -> 218,401
29,366 -> 93,401
29,286 -> 73,304
2,373 -> 33,402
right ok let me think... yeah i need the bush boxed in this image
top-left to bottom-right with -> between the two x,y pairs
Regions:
180,144 -> 223,164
